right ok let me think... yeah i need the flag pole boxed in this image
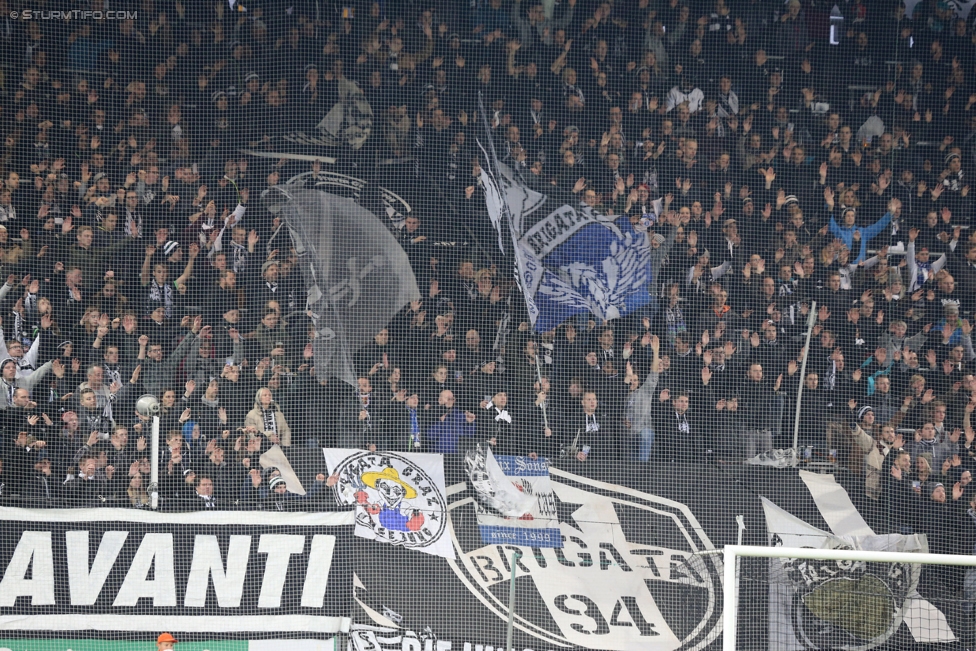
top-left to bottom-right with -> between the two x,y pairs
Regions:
506,550 -> 522,651
791,301 -> 817,466
534,351 -> 550,431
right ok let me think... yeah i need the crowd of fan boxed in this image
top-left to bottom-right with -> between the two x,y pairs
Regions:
0,0 -> 974,545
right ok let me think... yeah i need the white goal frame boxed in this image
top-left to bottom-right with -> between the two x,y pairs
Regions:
722,545 -> 976,651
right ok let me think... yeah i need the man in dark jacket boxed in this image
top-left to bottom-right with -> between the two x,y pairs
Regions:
561,391 -> 622,461
64,455 -> 111,505
652,389 -> 706,463
340,377 -> 394,451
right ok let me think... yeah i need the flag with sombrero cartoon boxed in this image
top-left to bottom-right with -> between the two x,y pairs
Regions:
323,449 -> 455,559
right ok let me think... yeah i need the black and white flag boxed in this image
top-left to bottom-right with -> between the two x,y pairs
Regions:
764,471 -> 942,650
279,188 -> 420,386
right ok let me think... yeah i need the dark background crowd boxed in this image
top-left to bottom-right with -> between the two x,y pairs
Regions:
0,0 -> 976,574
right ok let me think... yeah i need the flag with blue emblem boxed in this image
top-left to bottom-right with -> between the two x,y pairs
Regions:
478,104 -> 653,332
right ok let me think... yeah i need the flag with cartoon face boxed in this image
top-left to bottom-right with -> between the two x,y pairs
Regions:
324,449 -> 455,559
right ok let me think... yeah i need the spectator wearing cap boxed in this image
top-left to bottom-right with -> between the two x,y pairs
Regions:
828,200 -> 894,264
156,633 -> 179,651
263,472 -> 330,511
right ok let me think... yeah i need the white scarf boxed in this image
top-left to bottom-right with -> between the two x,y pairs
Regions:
486,400 -> 511,423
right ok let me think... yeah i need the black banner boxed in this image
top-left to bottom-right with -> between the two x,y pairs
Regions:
350,460 -> 766,651
0,507 -> 355,636
350,460 -> 901,651
0,463 -> 952,650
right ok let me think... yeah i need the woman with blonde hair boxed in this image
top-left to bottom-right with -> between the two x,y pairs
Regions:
127,472 -> 150,508
244,386 -> 292,447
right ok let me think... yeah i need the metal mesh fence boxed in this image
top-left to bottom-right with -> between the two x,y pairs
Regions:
1,0 -> 976,649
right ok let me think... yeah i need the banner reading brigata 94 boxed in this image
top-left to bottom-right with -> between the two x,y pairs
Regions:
351,459 -> 752,651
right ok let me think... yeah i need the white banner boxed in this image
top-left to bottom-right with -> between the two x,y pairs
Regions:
465,447 -> 561,548
323,449 -> 455,559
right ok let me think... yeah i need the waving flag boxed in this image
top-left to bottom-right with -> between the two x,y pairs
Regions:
279,188 -> 420,386
477,98 -> 652,332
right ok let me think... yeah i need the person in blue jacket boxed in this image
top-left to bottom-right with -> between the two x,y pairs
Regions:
827,194 -> 901,264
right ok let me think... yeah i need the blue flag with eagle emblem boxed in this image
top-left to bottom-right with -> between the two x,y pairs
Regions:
478,110 -> 653,332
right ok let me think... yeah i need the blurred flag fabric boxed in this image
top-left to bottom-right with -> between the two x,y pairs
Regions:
279,188 -> 420,386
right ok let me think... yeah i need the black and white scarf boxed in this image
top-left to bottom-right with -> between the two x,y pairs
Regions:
230,241 -> 248,275
261,406 -> 277,434
585,413 -> 600,433
146,279 -> 175,318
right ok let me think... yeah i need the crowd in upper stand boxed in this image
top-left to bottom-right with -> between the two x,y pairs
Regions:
0,0 -> 975,549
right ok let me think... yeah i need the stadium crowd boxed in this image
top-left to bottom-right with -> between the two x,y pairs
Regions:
0,0 -> 974,550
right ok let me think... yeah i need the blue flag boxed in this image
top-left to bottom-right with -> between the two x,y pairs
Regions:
478,117 -> 653,331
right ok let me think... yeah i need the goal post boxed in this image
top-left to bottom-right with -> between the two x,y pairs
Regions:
722,545 -> 976,651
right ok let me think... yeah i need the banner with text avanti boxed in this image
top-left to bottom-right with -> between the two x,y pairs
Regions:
0,507 -> 354,636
